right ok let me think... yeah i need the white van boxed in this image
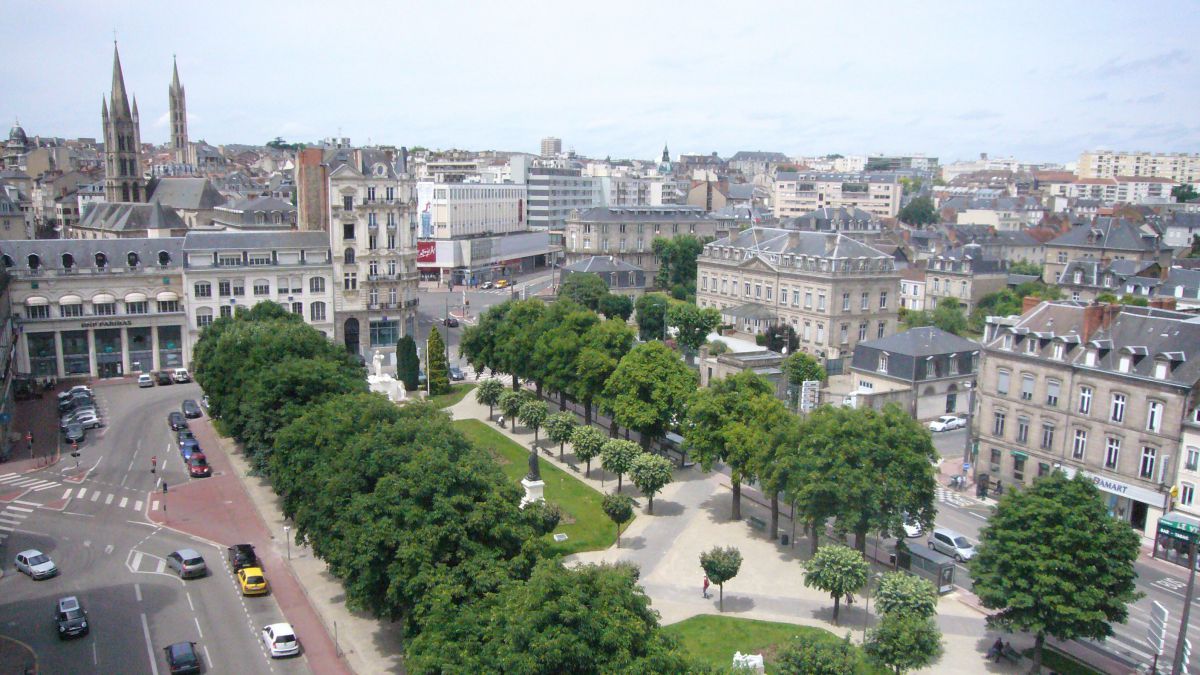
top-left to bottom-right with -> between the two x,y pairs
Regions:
172,368 -> 191,383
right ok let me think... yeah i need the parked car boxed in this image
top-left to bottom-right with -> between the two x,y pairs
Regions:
154,371 -> 174,386
60,411 -> 102,431
54,596 -> 89,639
928,415 -> 965,433
63,423 -> 86,444
449,366 -> 465,381
179,440 -> 200,462
56,385 -> 93,401
261,623 -> 300,658
495,278 -> 510,288
163,641 -> 202,674
60,406 -> 98,426
928,527 -> 976,562
186,452 -> 211,478
167,411 -> 188,431
176,429 -> 196,446
172,368 -> 191,383
442,316 -> 459,327
58,393 -> 94,413
227,544 -> 258,570
138,373 -> 154,388
902,513 -> 924,538
181,400 -> 202,419
237,566 -> 269,596
480,281 -> 494,289
15,549 -> 58,579
165,549 -> 207,579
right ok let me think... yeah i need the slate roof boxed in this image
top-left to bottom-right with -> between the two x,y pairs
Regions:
572,206 -> 715,223
219,196 -> 296,213
788,207 -> 880,232
76,202 -> 187,233
0,237 -> 185,272
182,231 -> 330,252
707,226 -> 892,260
726,183 -> 756,200
729,151 -> 789,163
149,177 -> 226,210
1159,267 -> 1200,300
857,326 -> 980,358
774,171 -> 897,184
564,255 -> 644,273
1047,217 -> 1163,252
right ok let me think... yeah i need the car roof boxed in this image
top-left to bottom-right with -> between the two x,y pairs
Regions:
57,596 -> 80,610
166,641 -> 196,655
242,565 -> 264,574
18,548 -> 42,557
265,622 -> 293,633
175,548 -> 201,558
933,527 -> 964,537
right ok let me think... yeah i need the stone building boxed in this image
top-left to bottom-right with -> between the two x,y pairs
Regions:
923,244 -> 1009,314
563,206 -> 728,281
846,326 -> 980,420
1042,217 -> 1171,285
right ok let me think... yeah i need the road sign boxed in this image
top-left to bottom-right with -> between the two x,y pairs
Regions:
1148,601 -> 1168,655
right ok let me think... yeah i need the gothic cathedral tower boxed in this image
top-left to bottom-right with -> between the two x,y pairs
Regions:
102,42 -> 145,203
169,56 -> 188,164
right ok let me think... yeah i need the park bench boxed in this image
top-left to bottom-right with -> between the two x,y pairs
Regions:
1000,643 -> 1022,665
567,463 -> 580,473
747,515 -> 767,532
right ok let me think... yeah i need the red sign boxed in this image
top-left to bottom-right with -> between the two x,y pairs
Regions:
417,241 -> 437,263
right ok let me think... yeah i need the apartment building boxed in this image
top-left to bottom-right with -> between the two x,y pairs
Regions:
563,206 -> 727,279
512,159 -> 601,230
1042,217 -> 1171,285
695,227 -> 900,366
900,267 -> 926,310
1057,259 -> 1162,303
788,206 -> 886,245
923,244 -> 1008,314
976,300 -> 1200,537
1078,150 -> 1199,186
772,172 -> 901,219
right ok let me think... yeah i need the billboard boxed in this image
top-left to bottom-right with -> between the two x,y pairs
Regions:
417,240 -> 437,263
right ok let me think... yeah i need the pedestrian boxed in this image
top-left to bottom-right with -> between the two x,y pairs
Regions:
151,455 -> 157,473
988,637 -> 1004,662
702,575 -> 710,599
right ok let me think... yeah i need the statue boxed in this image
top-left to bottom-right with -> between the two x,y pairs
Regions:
397,379 -> 406,401
526,447 -> 541,482
372,352 -> 384,378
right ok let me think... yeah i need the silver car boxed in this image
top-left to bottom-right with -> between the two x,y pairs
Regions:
61,409 -> 102,430
15,549 -> 58,579
166,549 -> 207,579
929,527 -> 976,562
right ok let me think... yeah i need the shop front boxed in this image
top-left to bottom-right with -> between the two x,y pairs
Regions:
1153,512 -> 1200,570
19,320 -> 188,379
1061,466 -> 1167,536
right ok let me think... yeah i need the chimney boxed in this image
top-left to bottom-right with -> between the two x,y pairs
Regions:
1022,295 -> 1041,313
1150,297 -> 1177,311
1082,301 -> 1122,342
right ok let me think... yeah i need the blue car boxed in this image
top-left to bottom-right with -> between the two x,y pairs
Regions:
179,439 -> 201,461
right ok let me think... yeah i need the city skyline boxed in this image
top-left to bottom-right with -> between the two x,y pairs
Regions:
3,1 -> 1198,163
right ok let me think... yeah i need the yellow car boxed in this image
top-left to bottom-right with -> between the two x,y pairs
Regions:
237,567 -> 268,596
495,278 -> 510,288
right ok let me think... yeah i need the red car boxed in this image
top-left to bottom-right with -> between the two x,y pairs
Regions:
187,452 -> 211,478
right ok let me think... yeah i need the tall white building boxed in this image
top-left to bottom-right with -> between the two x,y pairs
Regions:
1078,150 -> 1200,186
772,172 -> 901,219
541,137 -> 562,158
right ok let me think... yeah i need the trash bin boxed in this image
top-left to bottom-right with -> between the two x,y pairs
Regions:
780,534 -> 789,546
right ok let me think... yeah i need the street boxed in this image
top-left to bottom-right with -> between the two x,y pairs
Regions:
0,381 -> 310,675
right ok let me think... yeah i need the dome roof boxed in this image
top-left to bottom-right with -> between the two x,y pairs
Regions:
8,121 -> 27,145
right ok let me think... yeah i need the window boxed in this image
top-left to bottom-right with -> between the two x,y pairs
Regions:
157,300 -> 179,313
805,291 -> 813,309
310,301 -> 326,322
765,286 -> 772,301
1046,379 -> 1060,407
803,322 -> 811,341
233,282 -> 245,296
1026,338 -> 1037,354
1140,446 -> 1157,479
701,276 -> 708,291
842,293 -> 850,311
948,356 -> 959,376
792,289 -> 800,306
1187,447 -> 1200,472
94,302 -> 116,316
343,222 -> 355,240
839,323 -> 849,343
368,234 -> 378,250
817,293 -> 826,311
310,277 -> 325,294
997,369 -> 1010,395
816,323 -> 825,343
1105,437 -> 1121,469
197,313 -> 213,329
343,272 -> 357,290
744,282 -> 751,298
291,302 -> 303,315
26,305 -> 50,320
1119,355 -> 1131,373
990,448 -> 1002,471
343,195 -> 353,211
1052,343 -> 1064,360
61,304 -> 83,318
1073,429 -> 1087,459
1181,482 -> 1196,507
1017,417 -> 1030,444
860,292 -> 869,310
877,321 -> 886,339
1155,361 -> 1169,380
959,281 -> 967,298
1002,334 -> 1012,350
248,254 -> 271,266
194,282 -> 212,298
993,411 -> 1006,436
253,280 -> 270,296
344,248 -> 356,265
218,254 -> 241,267
1038,462 -> 1051,478
858,322 -> 867,341
1110,393 -> 1126,423
387,233 -> 396,249
1041,424 -> 1055,450
1146,400 -> 1163,433
1085,349 -> 1097,366
1079,386 -> 1092,415
219,305 -> 233,319
369,260 -> 379,277
126,301 -> 147,314
1020,374 -> 1034,401
1013,455 -> 1026,481
755,283 -> 761,299
879,291 -> 888,309
218,280 -> 231,297
878,353 -> 889,374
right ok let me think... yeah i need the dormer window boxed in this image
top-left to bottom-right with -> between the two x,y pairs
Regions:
1052,342 -> 1064,360
27,254 -> 40,270
1073,270 -> 1082,284
1002,334 -> 1012,350
1085,349 -> 1097,367
878,352 -> 889,374
61,253 -> 75,269
1026,338 -> 1037,355
158,251 -> 171,266
1119,355 -> 1131,373
1155,361 -> 1168,380
127,252 -> 140,268
94,252 -> 107,268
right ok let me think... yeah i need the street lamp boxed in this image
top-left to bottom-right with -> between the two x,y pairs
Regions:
962,380 -> 976,478
283,524 -> 291,561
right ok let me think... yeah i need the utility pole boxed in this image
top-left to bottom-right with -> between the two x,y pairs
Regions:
1171,536 -> 1197,675
962,381 -> 976,479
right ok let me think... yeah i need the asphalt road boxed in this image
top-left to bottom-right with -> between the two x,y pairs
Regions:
0,380 -> 309,675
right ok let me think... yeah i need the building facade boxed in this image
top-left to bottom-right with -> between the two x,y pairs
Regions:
1078,150 -> 1199,186
521,165 -> 601,231
563,206 -> 727,280
773,172 -> 901,219
923,244 -> 1009,314
1042,217 -> 1171,285
848,326 -> 980,420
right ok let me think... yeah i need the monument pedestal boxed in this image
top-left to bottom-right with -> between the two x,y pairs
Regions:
520,477 -> 545,508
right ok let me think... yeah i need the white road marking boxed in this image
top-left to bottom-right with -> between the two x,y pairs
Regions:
105,493 -> 114,505
33,482 -> 58,491
9,477 -> 40,487
104,544 -> 114,555
0,525 -> 15,531
77,487 -> 87,499
155,559 -> 166,574
0,473 -> 16,480
6,506 -> 33,513
62,488 -> 73,500
93,640 -> 98,665
12,499 -> 38,507
203,645 -> 213,672
0,518 -> 22,526
187,591 -> 194,611
120,497 -> 129,508
134,500 -> 144,511
194,616 -> 204,638
135,582 -> 143,602
84,540 -> 91,547
139,612 -> 160,675
91,491 -> 100,502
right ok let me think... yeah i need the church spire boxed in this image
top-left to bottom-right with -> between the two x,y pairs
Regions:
103,40 -> 145,203
110,41 -> 132,117
171,55 -> 182,93
168,54 -> 189,161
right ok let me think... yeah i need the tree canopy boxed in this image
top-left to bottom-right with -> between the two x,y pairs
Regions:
802,544 -> 868,624
558,272 -> 609,311
666,301 -> 721,355
898,196 -> 938,226
699,546 -> 743,611
571,425 -> 607,477
602,493 -> 635,547
601,341 -> 696,450
629,453 -> 674,514
652,234 -> 708,296
426,326 -> 451,395
864,614 -> 943,674
396,334 -> 420,390
634,293 -> 670,341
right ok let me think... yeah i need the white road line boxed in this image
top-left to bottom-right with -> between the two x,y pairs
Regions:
33,483 -> 59,491
203,645 -> 213,672
155,559 -> 166,574
11,499 -> 39,507
105,493 -> 114,505
187,591 -> 194,611
135,582 -> 143,602
152,500 -> 160,511
62,488 -> 73,500
77,487 -> 87,499
0,525 -> 15,532
193,616 -> 204,638
0,473 -> 16,480
91,491 -> 100,502
139,612 -> 160,675
0,517 -> 22,526
120,497 -> 129,508
6,506 -> 33,513
9,477 -> 40,487
29,480 -> 58,488
134,500 -> 144,511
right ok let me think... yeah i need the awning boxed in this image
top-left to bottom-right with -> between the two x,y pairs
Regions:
1010,450 -> 1029,460
59,294 -> 82,305
124,292 -> 147,303
156,291 -> 180,302
23,296 -> 48,306
92,293 -> 116,304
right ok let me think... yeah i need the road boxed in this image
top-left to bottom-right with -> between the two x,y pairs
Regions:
0,380 -> 309,675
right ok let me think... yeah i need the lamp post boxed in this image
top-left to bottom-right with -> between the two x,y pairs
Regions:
1171,534 -> 1198,675
283,524 -> 292,561
962,380 -> 976,478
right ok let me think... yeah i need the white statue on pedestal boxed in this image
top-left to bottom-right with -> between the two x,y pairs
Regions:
367,350 -> 407,403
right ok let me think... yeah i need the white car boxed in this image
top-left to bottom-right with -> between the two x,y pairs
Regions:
901,514 -> 924,538
137,373 -> 154,388
928,415 -> 965,432
15,549 -> 58,579
172,368 -> 191,383
60,410 -> 102,430
261,623 -> 300,658
56,385 -> 93,401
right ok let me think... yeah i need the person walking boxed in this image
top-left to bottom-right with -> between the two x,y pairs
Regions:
151,455 -> 157,473
702,576 -> 711,599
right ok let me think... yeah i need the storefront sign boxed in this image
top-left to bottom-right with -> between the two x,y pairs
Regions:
1061,466 -> 1166,507
81,319 -> 133,329
417,241 -> 437,263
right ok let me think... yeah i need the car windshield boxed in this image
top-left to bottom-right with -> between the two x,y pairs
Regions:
953,536 -> 971,548
29,554 -> 49,565
170,646 -> 197,665
190,457 -> 207,466
184,557 -> 203,566
247,575 -> 264,584
61,608 -> 83,620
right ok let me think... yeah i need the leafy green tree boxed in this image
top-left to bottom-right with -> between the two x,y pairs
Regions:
1008,260 -> 1042,276
475,378 -> 505,419
898,196 -> 938,226
598,293 -> 634,321
601,341 -> 696,450
634,293 -> 670,341
706,339 -> 729,356
558,272 -> 609,311
1096,292 -> 1119,304
396,334 -> 420,390
518,399 -> 548,445
460,301 -> 511,376
970,472 -> 1142,672
666,301 -> 721,356
601,438 -> 641,493
651,234 -> 707,294
574,319 -> 635,426
571,425 -> 606,476
765,323 -> 799,354
533,302 -> 599,410
1119,293 -> 1149,307
775,634 -> 867,675
544,412 -> 577,460
864,614 -> 943,674
602,493 -> 635,547
629,453 -> 673,514
929,297 -> 968,335
426,326 -> 451,395
802,544 -> 869,624
782,352 -> 826,411
522,500 -> 562,536
754,410 -> 802,540
499,389 -> 524,422
875,572 -> 938,620
1173,183 -> 1198,203
494,299 -> 546,390
699,546 -> 742,611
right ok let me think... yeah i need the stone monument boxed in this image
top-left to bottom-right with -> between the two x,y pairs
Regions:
520,446 -> 545,508
367,351 -> 407,403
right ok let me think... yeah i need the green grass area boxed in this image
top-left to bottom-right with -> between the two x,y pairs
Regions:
454,419 -> 619,555
662,615 -> 885,674
1022,646 -> 1104,675
428,383 -> 476,409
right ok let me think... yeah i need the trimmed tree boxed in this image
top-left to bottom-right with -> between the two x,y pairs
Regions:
875,572 -> 938,620
602,493 -> 634,548
864,614 -> 943,674
518,399 -> 548,445
699,546 -> 743,611
600,341 -> 696,450
629,453 -> 673,514
969,471 -> 1142,672
498,389 -> 524,423
396,334 -> 420,390
426,326 -> 451,395
803,544 -> 869,625
475,378 -> 505,420
544,412 -> 577,460
666,300 -> 721,358
775,634 -> 865,675
601,439 -> 641,493
571,425 -> 606,476
782,352 -> 826,411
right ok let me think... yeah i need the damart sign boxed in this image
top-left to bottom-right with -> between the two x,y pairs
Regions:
1059,465 -> 1166,507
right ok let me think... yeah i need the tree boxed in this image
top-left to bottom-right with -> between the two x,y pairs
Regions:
764,323 -> 799,354
571,425 -> 606,477
544,412 -> 577,460
969,472 -> 1142,672
558,272 -> 609,311
396,334 -> 420,390
602,494 -> 634,547
518,399 -> 548,445
782,352 -> 826,411
1120,293 -> 1149,307
1008,260 -> 1042,277
460,301 -> 511,376
634,293 -> 670,341
666,301 -> 721,357
898,196 -> 938,226
522,500 -> 562,536
864,614 -> 943,674
601,341 -> 696,450
598,293 -> 633,322
802,544 -> 869,624
426,326 -> 452,395
929,297 -> 968,336
475,378 -> 505,420
494,299 -> 546,390
699,546 -> 742,611
574,320 -> 635,426
775,635 -> 866,675
499,389 -> 524,422
651,235 -> 707,295
1096,292 -> 1119,304
601,439 -> 641,493
1173,183 -> 1198,203
874,572 -> 938,620
629,453 -> 673,514
533,302 -> 598,410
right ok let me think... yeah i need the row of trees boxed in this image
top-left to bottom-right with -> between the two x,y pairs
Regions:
193,302 -> 699,672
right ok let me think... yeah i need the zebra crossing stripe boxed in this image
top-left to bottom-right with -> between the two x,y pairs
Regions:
11,500 -> 38,507
62,489 -> 73,500
0,517 -> 22,526
134,500 -> 143,511
76,488 -> 87,499
120,497 -> 129,508
105,494 -> 114,505
0,473 -> 17,481
90,492 -> 100,502
6,506 -> 33,513
30,481 -> 58,491
10,478 -> 41,487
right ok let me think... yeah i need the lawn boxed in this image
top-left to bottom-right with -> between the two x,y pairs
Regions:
453,419 -> 619,555
428,383 -> 476,409
662,615 -> 886,673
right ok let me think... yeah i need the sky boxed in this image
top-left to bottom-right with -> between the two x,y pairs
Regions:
4,1 -> 1198,164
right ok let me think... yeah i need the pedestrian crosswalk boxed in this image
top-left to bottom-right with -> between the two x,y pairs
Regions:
0,499 -> 37,543
0,472 -> 60,492
65,486 -> 143,512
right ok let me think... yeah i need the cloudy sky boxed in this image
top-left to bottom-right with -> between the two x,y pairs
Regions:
4,2 -> 1197,164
